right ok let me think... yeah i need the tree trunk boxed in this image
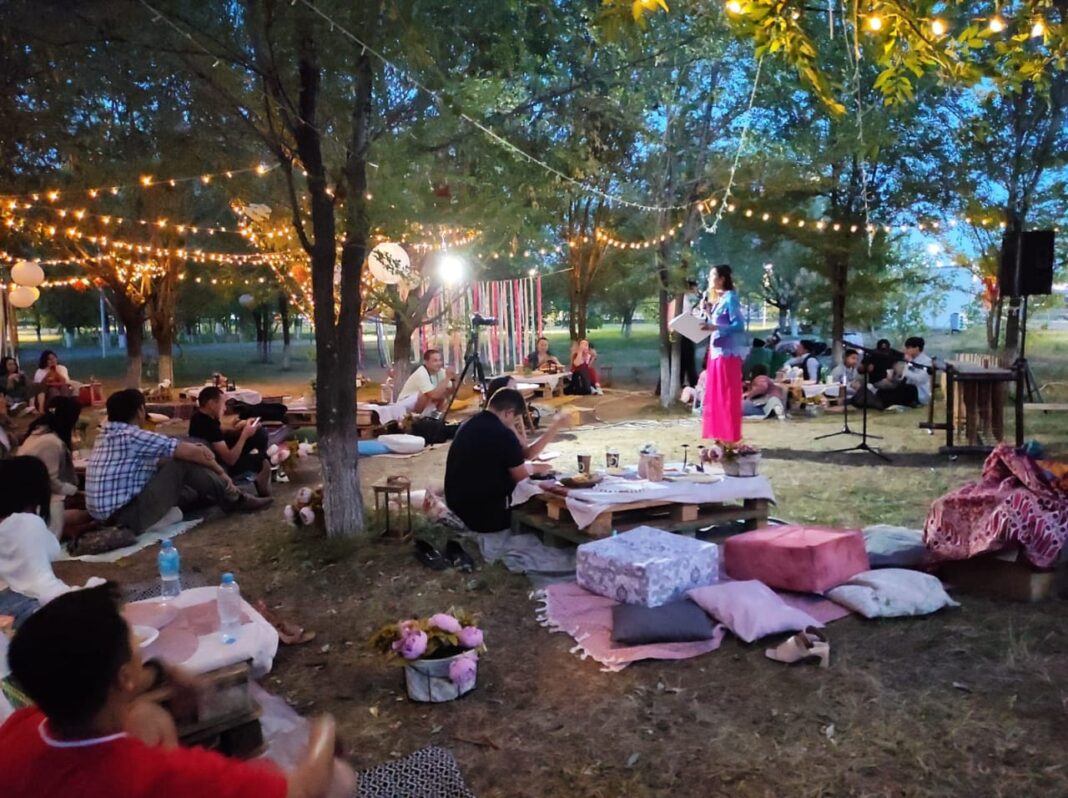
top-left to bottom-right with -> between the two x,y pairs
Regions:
828,256 -> 848,364
621,306 -> 635,337
392,316 -> 415,388
125,321 -> 144,389
279,294 -> 291,370
777,305 -> 788,331
986,296 -> 1003,350
656,251 -> 672,407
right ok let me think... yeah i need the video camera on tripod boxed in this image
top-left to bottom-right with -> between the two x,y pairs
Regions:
471,313 -> 497,327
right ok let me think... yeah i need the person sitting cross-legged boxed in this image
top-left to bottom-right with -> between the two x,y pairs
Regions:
396,349 -> 455,416
785,339 -> 822,382
825,348 -> 862,401
86,389 -> 271,536
444,388 -> 558,534
188,386 -> 271,497
0,581 -> 356,798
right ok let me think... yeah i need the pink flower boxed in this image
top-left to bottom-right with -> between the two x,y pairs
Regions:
296,487 -> 313,504
448,653 -> 478,691
299,506 -> 316,525
283,505 -> 297,525
392,629 -> 428,660
429,613 -> 462,634
457,626 -> 483,649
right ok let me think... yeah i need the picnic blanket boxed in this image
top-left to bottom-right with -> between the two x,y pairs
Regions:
56,519 -> 204,563
564,474 -> 775,530
535,580 -> 850,672
924,444 -> 1068,569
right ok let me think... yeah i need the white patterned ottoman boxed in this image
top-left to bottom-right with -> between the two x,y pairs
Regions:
576,526 -> 720,607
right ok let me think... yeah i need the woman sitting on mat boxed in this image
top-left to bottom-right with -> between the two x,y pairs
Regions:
570,339 -> 602,395
526,337 -> 562,372
18,396 -> 89,539
32,351 -> 73,414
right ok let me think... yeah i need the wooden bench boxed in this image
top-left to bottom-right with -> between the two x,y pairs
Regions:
513,493 -> 770,545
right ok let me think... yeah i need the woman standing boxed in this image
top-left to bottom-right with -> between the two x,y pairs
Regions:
701,264 -> 746,443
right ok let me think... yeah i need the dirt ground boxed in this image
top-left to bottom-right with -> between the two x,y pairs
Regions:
56,389 -> 1068,797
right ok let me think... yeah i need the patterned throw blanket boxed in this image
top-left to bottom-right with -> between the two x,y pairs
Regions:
924,444 -> 1068,569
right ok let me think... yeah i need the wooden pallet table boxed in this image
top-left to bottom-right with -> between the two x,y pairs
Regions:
513,492 -> 770,546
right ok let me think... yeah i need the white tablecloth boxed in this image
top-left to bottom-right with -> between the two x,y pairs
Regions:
564,474 -> 775,530
183,386 -> 263,405
509,372 -> 568,393
127,586 -> 279,677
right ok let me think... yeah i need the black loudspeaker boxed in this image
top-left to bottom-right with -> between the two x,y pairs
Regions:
999,230 -> 1055,296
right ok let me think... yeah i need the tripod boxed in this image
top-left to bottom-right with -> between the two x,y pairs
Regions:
826,363 -> 889,462
439,327 -> 488,427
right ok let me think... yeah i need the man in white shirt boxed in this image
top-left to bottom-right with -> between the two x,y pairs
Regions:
902,336 -> 934,405
825,348 -> 861,399
397,349 -> 455,415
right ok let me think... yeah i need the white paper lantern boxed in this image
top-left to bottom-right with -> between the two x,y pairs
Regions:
238,293 -> 255,308
367,242 -> 410,285
8,285 -> 40,308
11,260 -> 44,288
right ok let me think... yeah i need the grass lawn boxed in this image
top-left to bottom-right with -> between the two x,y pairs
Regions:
49,326 -> 1068,797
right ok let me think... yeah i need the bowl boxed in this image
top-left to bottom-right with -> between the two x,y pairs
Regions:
559,474 -> 604,489
133,625 -> 159,649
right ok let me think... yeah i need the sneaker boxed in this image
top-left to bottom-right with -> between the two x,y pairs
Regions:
235,494 -> 273,513
591,386 -> 603,395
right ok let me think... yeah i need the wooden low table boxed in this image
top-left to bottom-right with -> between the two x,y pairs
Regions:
513,492 -> 770,545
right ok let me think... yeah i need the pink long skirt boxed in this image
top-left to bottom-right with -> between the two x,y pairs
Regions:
702,355 -> 742,442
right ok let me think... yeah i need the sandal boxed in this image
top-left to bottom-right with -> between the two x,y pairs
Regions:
254,600 -> 316,645
765,627 -> 829,668
414,539 -> 449,571
444,539 -> 475,573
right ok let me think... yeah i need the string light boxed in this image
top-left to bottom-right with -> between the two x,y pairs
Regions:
867,15 -> 883,31
988,15 -> 1006,32
931,19 -> 947,36
726,0 -> 742,13
1030,18 -> 1045,37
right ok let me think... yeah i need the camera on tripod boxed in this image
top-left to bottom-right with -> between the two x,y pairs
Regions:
471,313 -> 497,327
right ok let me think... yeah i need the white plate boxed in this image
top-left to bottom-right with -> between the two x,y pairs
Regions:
133,625 -> 159,649
147,413 -> 169,424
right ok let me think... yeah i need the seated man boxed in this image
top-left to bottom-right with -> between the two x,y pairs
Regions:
785,339 -> 822,382
86,389 -> 271,535
742,338 -> 773,382
444,388 -> 555,533
902,335 -> 934,405
396,349 -> 455,416
189,387 -> 270,497
826,348 -> 862,399
0,582 -> 354,798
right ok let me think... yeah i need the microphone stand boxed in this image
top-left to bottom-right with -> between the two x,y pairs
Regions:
826,355 -> 889,462
814,378 -> 866,442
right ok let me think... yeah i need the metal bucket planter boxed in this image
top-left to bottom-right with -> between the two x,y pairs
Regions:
723,454 -> 761,478
404,652 -> 478,703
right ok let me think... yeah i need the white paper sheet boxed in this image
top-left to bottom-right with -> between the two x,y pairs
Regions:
669,312 -> 711,344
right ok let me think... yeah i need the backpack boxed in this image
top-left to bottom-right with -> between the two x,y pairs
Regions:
564,369 -> 591,396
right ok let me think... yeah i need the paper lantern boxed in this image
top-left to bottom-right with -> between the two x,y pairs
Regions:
11,260 -> 44,288
367,242 -> 410,285
238,293 -> 255,308
9,285 -> 40,308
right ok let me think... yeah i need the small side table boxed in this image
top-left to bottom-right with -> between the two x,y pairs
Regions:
373,476 -> 413,539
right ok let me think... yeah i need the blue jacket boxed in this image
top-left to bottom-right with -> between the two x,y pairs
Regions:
707,290 -> 746,359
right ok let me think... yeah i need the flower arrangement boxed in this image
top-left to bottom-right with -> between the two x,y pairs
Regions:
284,485 -> 324,529
370,609 -> 486,690
268,440 -> 314,482
700,440 -> 761,463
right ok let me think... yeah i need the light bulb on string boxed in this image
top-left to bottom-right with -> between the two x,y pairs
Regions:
989,15 -> 1005,32
931,18 -> 946,36
867,15 -> 883,31
725,0 -> 742,14
1031,18 -> 1045,37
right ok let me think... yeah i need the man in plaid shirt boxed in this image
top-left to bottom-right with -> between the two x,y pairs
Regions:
86,389 -> 271,533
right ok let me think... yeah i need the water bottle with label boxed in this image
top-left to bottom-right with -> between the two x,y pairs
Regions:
217,572 -> 242,645
157,540 -> 181,601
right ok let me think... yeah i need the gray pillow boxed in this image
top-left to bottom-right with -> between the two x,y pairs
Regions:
611,599 -> 716,645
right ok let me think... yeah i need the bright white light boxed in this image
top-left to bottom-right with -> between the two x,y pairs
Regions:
926,242 -> 942,255
528,268 -> 537,277
931,19 -> 946,36
763,262 -> 774,272
988,15 -> 1005,32
437,253 -> 466,285
726,0 -> 742,14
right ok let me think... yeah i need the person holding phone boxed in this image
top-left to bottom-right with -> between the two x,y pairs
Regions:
189,386 -> 271,496
700,264 -> 746,443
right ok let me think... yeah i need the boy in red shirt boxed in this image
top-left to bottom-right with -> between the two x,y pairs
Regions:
0,582 -> 354,798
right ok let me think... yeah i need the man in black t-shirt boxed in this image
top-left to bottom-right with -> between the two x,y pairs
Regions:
445,389 -> 554,533
188,387 -> 271,496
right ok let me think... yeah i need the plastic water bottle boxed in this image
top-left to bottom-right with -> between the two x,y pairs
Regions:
158,540 -> 181,600
217,572 -> 242,645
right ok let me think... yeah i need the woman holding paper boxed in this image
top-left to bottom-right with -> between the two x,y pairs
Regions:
701,264 -> 745,443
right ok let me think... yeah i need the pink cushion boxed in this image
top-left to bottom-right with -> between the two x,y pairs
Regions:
724,526 -> 870,594
687,581 -> 821,643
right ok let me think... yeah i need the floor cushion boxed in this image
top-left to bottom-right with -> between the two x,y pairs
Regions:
826,569 -> 959,618
378,433 -> 426,454
687,581 -> 822,643
724,525 -> 870,594
611,598 -> 717,645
